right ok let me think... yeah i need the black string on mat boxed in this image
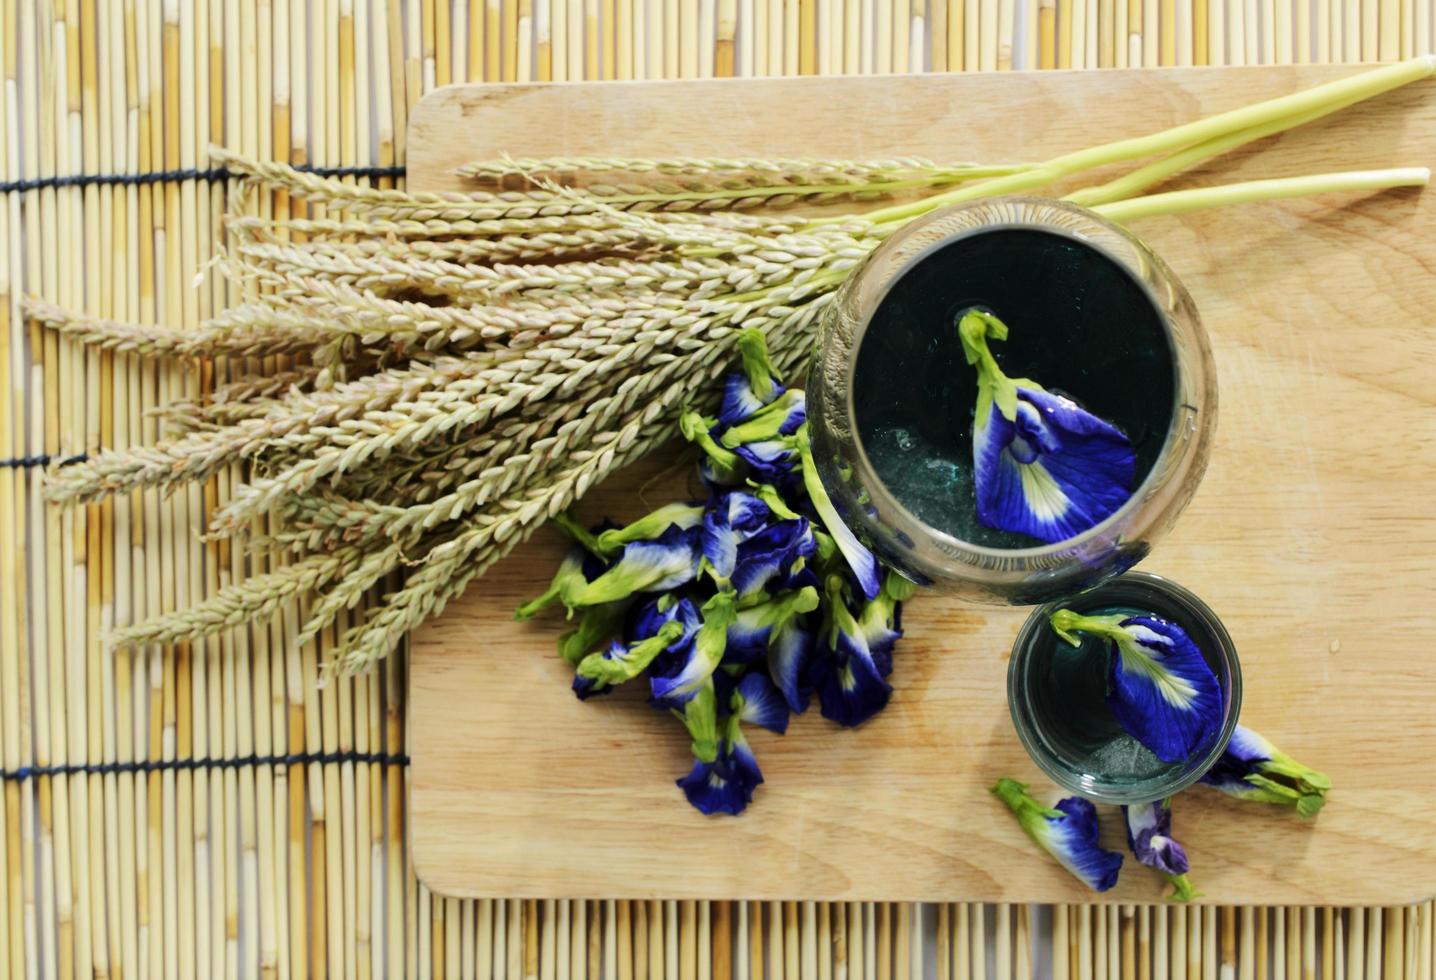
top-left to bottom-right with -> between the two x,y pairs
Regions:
0,162 -> 406,194
0,452 -> 89,469
0,750 -> 411,782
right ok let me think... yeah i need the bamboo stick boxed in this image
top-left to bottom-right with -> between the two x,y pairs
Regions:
1053,906 -> 1068,980
1096,905 -> 1108,980
1367,908 -> 1382,980
1138,906 -> 1150,980
1382,0 -> 1400,58
1155,907 -> 1168,980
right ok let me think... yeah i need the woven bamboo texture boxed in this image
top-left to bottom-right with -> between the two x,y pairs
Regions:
0,1 -> 1433,978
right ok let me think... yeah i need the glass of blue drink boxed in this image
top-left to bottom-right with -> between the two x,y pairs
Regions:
806,197 -> 1217,604
1007,572 -> 1242,803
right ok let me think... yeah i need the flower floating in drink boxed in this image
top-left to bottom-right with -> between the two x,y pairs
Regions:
959,309 -> 1136,544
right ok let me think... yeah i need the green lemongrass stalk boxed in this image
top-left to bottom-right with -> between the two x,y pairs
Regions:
1065,99 -> 1352,207
1093,168 -> 1431,223
848,55 -> 1436,230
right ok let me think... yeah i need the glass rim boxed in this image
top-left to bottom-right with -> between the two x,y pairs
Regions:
1006,570 -> 1244,805
834,196 -> 1188,563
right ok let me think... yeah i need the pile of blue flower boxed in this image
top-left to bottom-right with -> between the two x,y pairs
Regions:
518,330 -> 915,816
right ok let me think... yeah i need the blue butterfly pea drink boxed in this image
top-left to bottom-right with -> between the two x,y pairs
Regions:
805,198 -> 1237,802
1009,572 -> 1242,804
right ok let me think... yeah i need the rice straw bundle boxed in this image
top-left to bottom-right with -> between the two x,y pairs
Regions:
30,57 -> 1436,676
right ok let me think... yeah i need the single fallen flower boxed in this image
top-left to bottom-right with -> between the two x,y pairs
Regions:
1123,798 -> 1200,902
991,778 -> 1124,892
1199,724 -> 1332,817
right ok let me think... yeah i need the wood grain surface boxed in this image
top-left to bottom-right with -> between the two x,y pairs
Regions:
406,65 -> 1436,904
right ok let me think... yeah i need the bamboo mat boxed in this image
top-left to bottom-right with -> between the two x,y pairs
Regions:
1,1 -> 1434,979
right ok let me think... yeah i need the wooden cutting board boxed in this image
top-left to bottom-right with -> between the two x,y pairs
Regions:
405,65 -> 1436,905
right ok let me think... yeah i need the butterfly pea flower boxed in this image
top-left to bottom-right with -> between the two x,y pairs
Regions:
808,575 -> 893,727
731,673 -> 790,735
681,411 -> 745,486
735,438 -> 804,487
795,424 -> 881,600
724,586 -> 820,666
1123,799 -> 1199,902
572,619 -> 688,700
701,490 -> 777,581
853,570 -> 916,678
720,388 -> 806,446
650,592 -> 739,707
718,329 -> 786,428
561,523 -> 703,608
729,518 -> 817,602
595,502 -> 705,557
1050,609 -> 1222,765
1199,725 -> 1332,817
768,615 -> 816,715
958,310 -> 1135,545
678,720 -> 765,816
991,778 -> 1123,892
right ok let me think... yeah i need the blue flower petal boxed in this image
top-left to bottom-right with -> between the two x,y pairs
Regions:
718,371 -> 784,429
767,617 -> 814,715
729,519 -> 816,601
734,439 -> 802,484
701,491 -> 775,580
631,595 -> 702,646
1122,800 -> 1190,876
1041,797 -> 1125,892
649,593 -> 737,707
991,778 -> 1123,893
809,640 -> 891,727
724,606 -> 775,665
677,736 -> 763,816
734,673 -> 789,734
974,388 -> 1136,545
1104,616 -> 1223,765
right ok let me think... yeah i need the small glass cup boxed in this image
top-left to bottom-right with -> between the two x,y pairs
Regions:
805,197 -> 1217,605
1007,571 -> 1242,805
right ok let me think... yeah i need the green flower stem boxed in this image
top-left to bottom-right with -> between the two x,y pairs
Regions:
679,410 -> 741,481
551,509 -> 606,556
593,502 -> 705,556
1093,168 -> 1430,224
736,327 -> 779,396
849,56 -> 1436,229
957,310 -> 1019,423
990,778 -> 1064,830
1166,874 -> 1201,903
718,389 -> 805,448
557,602 -> 630,666
678,681 -> 721,764
575,619 -> 685,686
1049,608 -> 1129,647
